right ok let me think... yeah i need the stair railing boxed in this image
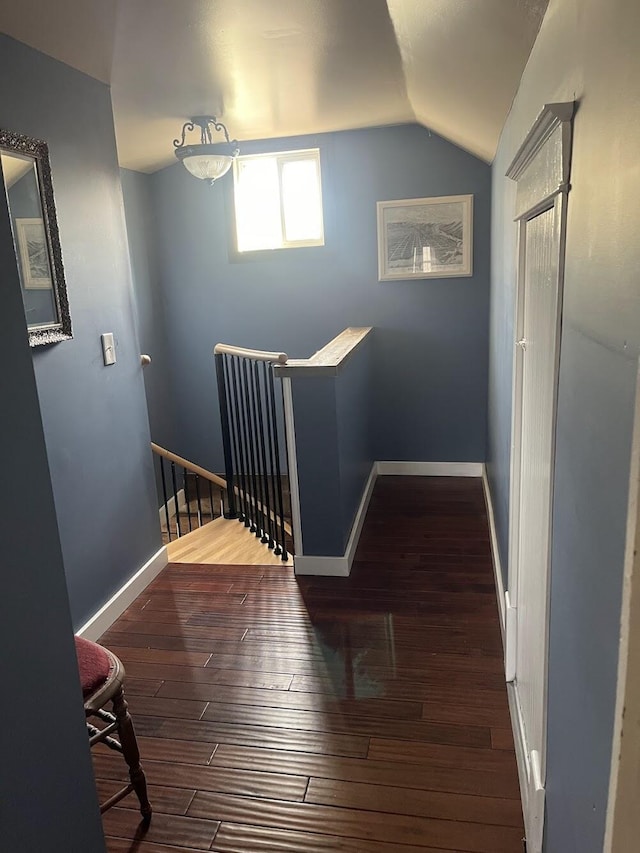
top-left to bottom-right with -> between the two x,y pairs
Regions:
151,443 -> 227,541
214,343 -> 291,560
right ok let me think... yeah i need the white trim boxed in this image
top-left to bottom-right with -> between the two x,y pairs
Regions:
481,466 -> 506,640
505,103 -> 574,853
506,102 -> 575,182
76,545 -> 168,641
604,359 -> 640,852
294,463 -> 377,577
282,377 -> 303,554
376,461 -> 483,477
158,488 -> 186,526
293,554 -> 351,577
505,591 -> 517,683
508,683 -> 544,853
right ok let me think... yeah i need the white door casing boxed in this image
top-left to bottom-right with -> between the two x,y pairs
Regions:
505,103 -> 574,853
604,360 -> 640,853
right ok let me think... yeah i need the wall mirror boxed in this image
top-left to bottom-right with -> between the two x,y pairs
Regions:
0,129 -> 72,346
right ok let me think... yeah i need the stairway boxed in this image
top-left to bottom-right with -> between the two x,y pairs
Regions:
159,471 -> 293,565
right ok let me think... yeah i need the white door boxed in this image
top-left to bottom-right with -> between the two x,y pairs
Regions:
505,103 -> 574,853
514,197 -> 562,840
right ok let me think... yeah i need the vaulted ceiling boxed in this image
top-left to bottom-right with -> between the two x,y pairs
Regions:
0,0 -> 548,172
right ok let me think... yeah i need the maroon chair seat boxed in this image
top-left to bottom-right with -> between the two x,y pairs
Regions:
75,635 -> 113,698
75,636 -> 152,822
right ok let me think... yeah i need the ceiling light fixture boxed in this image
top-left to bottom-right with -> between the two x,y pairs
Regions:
173,116 -> 239,185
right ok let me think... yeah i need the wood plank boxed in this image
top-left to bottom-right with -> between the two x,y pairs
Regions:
122,660 -> 295,691
199,701 -> 492,748
188,792 -> 524,853
111,622 -> 247,641
305,777 -> 523,826
95,754 -> 308,802
107,838 -> 212,853
107,646 -> 212,667
211,822 -> 459,853
209,744 -> 521,800
421,701 -> 511,728
96,780 -> 195,816
122,677 -> 164,697
491,727 -> 516,750
125,695 -> 209,721
134,715 -> 371,758
290,675 -> 510,708
368,739 -> 519,773
156,680 -> 424,720
102,808 -> 219,850
134,736 -> 217,765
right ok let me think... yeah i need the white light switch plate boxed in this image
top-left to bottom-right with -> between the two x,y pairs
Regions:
101,333 -> 116,366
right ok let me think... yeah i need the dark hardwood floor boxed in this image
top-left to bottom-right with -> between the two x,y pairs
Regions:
97,476 -> 523,852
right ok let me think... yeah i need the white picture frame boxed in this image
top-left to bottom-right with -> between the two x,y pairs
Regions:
15,217 -> 52,289
377,194 -> 473,281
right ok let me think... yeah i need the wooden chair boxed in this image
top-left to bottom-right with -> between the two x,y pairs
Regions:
75,636 -> 152,822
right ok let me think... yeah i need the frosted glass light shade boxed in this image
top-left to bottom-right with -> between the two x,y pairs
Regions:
174,139 -> 236,184
181,153 -> 233,182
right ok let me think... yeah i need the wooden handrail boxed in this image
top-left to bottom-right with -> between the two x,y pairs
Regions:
150,442 -> 293,538
151,443 -> 227,490
274,327 -> 372,377
213,342 -> 288,364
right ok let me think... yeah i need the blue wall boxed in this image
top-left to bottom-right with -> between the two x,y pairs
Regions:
0,126 -> 106,852
121,168 -> 177,456
145,124 -> 491,472
0,35 -> 161,628
336,340 -> 374,549
291,335 -> 373,556
487,1 -> 640,849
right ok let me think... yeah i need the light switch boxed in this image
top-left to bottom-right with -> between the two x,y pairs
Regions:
101,333 -> 116,366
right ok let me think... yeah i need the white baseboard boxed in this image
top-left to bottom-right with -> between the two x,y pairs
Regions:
294,461 -> 483,576
481,466 -> 507,640
159,488 -> 186,526
76,545 -> 168,640
508,683 -> 545,853
377,461 -> 483,477
294,463 -> 377,577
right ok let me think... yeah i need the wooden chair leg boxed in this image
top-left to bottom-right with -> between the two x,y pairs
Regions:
112,687 -> 152,822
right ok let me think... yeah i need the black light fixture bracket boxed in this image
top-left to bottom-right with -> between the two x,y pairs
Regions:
173,115 -> 239,161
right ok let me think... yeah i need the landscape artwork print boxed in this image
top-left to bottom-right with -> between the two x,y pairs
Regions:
16,217 -> 52,289
377,195 -> 473,280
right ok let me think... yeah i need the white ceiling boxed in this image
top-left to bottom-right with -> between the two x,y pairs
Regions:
0,0 -> 547,172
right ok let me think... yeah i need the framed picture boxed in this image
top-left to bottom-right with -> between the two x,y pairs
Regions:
15,217 -> 52,289
377,194 -> 473,281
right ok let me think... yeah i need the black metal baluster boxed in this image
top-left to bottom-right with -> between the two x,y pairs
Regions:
170,461 -> 182,538
159,456 -> 172,543
254,362 -> 272,545
277,377 -> 291,560
242,358 -> 260,535
215,353 -> 237,519
267,364 -> 287,557
208,480 -> 215,520
234,356 -> 251,528
249,361 -> 268,542
195,474 -> 203,528
263,362 -> 279,552
183,467 -> 192,532
223,355 -> 242,524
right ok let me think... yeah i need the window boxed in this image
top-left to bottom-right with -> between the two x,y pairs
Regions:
233,149 -> 324,252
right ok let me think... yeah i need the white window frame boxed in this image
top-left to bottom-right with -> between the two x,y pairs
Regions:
232,148 -> 324,252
